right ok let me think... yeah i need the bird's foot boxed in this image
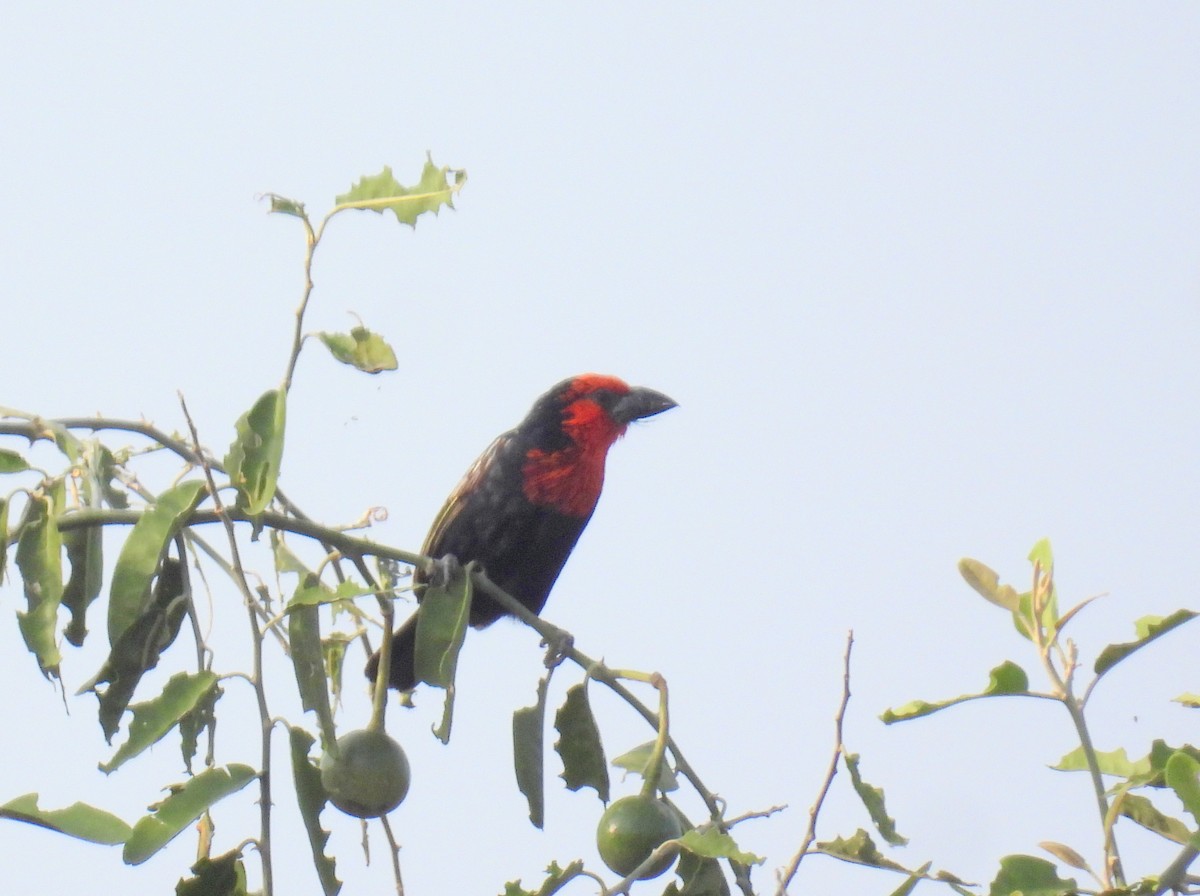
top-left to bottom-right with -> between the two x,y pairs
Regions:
541,626 -> 575,671
427,553 -> 462,589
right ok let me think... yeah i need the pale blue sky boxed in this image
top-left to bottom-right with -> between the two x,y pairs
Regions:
2,5 -> 1199,894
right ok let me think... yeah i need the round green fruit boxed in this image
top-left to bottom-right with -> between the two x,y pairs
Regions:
596,795 -> 683,879
320,728 -> 411,818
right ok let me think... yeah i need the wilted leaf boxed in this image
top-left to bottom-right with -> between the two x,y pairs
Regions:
179,683 -> 222,775
881,661 -> 1029,724
513,676 -> 549,829
1093,609 -> 1198,677
1118,792 -> 1191,844
887,862 -> 933,896
288,726 -> 341,896
958,558 -> 1019,611
100,671 -> 219,773
107,480 -> 205,645
335,155 -> 463,227
1037,841 -> 1090,872
0,793 -> 130,845
176,850 -> 248,896
670,850 -> 731,896
122,764 -> 255,865
1174,693 -> 1200,708
224,388 -> 286,516
845,752 -> 907,845
987,854 -> 1076,896
553,683 -> 609,802
678,828 -> 763,865
15,483 -> 65,677
267,194 -> 306,218
318,328 -> 398,374
815,829 -> 905,871
62,523 -> 103,646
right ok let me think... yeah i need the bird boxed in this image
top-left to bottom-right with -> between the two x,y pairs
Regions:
366,373 -> 677,692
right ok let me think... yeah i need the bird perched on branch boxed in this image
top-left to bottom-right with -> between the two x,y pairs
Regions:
366,374 -> 677,692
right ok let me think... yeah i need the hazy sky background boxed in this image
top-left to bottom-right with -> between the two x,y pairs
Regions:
2,4 -> 1199,894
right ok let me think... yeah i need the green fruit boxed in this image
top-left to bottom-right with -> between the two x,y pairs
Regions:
596,795 -> 683,879
320,728 -> 410,818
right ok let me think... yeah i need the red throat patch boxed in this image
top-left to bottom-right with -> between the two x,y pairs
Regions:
521,396 -> 628,517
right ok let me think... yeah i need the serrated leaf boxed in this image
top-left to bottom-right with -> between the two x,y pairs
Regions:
553,683 -> 610,802
502,860 -> 585,896
224,388 -> 286,516
958,558 -> 1020,611
845,752 -> 907,846
62,523 -> 103,646
678,828 -> 763,865
1165,751 -> 1200,828
414,562 -> 472,743
0,793 -> 131,845
1051,745 -> 1149,778
107,480 -> 205,646
987,854 -> 1076,896
513,676 -> 548,829
335,155 -> 462,227
288,597 -> 336,750
84,558 -> 192,743
1118,792 -> 1192,844
15,482 -> 65,677
122,764 -> 255,865
611,741 -> 679,792
881,661 -> 1029,723
1038,841 -> 1090,872
1093,609 -> 1198,677
176,849 -> 249,896
0,448 -> 30,473
100,671 -> 219,773
288,726 -> 341,896
318,328 -> 398,375
266,194 -> 306,218
815,829 -> 905,871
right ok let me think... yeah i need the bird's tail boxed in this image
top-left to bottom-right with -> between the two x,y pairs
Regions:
365,611 -> 419,692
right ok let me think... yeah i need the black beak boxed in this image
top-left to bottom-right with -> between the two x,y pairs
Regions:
612,386 -> 678,425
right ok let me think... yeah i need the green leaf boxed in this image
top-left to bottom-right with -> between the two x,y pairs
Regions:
502,860 -> 586,896
224,388 -> 286,516
286,577 -> 369,609
122,764 -> 256,865
611,741 -> 678,793
100,671 -> 219,773
1117,792 -> 1192,845
318,328 -> 398,375
15,482 -> 65,677
1051,745 -> 1149,778
512,676 -> 549,829
266,194 -> 306,218
414,562 -> 472,743
1165,751 -> 1200,829
844,752 -> 907,846
670,850 -> 731,896
887,862 -> 933,896
0,448 -> 30,473
288,596 -> 337,750
553,683 -> 610,802
1093,609 -> 1198,677
815,829 -> 905,871
179,683 -> 222,775
958,558 -> 1019,611
1027,537 -> 1054,571
107,480 -> 205,645
677,828 -> 763,865
62,523 -> 103,646
335,155 -> 463,227
288,726 -> 341,896
0,793 -> 131,845
175,850 -> 248,896
881,661 -> 1030,723
987,854 -> 1077,896
0,496 -> 9,582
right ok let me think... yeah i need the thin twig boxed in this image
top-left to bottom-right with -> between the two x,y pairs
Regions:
379,815 -> 406,896
775,631 -> 854,896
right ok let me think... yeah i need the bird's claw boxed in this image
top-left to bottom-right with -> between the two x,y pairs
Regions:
541,628 -> 575,671
427,553 -> 462,589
